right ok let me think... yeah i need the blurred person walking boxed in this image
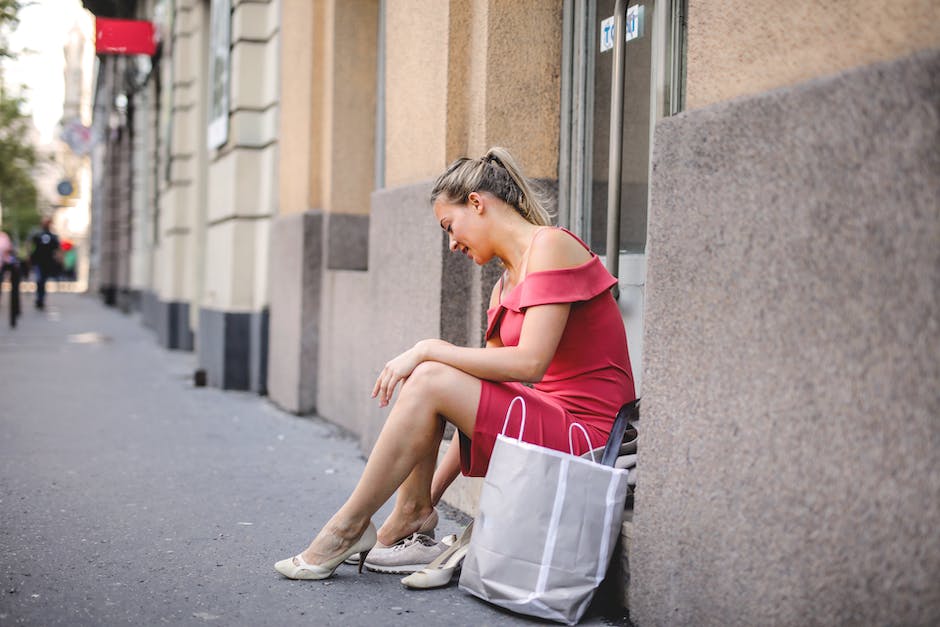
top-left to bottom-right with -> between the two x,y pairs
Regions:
29,217 -> 60,310
0,230 -> 23,327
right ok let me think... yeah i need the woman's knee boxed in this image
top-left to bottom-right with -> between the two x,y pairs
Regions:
404,361 -> 455,396
401,362 -> 480,426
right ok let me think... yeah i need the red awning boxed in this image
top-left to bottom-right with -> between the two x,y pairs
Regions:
95,18 -> 156,56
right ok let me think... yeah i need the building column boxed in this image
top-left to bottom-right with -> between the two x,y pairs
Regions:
198,0 -> 279,391
268,0 -> 379,414
152,0 -> 207,351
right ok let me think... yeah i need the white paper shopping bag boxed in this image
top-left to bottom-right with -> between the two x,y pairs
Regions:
459,396 -> 631,625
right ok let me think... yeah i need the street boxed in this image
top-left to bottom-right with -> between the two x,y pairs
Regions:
0,293 -> 627,626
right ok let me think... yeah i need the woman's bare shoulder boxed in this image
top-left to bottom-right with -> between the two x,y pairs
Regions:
488,276 -> 502,307
526,228 -> 592,274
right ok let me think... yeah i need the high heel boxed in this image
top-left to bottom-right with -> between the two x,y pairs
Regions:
345,507 -> 439,565
275,522 -> 377,580
400,521 -> 473,589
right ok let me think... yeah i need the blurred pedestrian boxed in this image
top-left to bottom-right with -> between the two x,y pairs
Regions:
0,230 -> 23,327
61,240 -> 77,281
29,216 -> 60,310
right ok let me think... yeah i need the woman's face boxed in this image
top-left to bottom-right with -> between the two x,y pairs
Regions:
433,195 -> 492,265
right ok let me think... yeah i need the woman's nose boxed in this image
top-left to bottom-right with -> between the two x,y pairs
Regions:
449,236 -> 458,251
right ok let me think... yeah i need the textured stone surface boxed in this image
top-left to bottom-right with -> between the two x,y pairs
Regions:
386,0 -> 562,186
195,307 -> 267,393
356,181 -> 444,450
249,308 -> 269,395
266,211 -> 323,413
154,298 -> 194,351
316,267 -> 372,439
326,212 -> 369,271
384,0 -> 449,187
632,50 -> 940,626
198,308 -> 251,391
687,0 -> 940,109
140,289 -> 158,330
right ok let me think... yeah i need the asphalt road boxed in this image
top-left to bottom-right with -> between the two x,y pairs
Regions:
0,293 -> 628,626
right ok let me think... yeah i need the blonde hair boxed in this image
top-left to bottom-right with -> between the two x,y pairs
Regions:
430,147 -> 554,226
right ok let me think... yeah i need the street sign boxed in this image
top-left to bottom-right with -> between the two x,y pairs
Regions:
626,5 -> 644,42
600,16 -> 615,52
56,180 -> 74,197
61,118 -> 94,156
95,18 -> 157,56
600,6 -> 646,53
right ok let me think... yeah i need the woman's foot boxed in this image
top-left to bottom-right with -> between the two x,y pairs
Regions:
301,519 -> 374,564
376,507 -> 438,546
274,521 -> 376,580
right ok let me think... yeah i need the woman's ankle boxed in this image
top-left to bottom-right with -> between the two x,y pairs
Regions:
303,516 -> 371,561
377,505 -> 436,545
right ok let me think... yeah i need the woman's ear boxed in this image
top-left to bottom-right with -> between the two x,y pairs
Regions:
467,191 -> 483,213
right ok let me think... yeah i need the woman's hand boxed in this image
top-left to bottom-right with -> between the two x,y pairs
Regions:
372,340 -> 454,407
372,343 -> 425,407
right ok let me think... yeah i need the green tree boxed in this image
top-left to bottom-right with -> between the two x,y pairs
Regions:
0,0 -> 40,245
0,88 -> 39,243
0,0 -> 22,59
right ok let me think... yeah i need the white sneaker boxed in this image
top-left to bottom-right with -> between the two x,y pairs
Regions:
363,533 -> 456,574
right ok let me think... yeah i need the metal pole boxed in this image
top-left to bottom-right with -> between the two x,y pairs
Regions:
558,0 -> 574,228
374,0 -> 386,190
606,0 -> 626,299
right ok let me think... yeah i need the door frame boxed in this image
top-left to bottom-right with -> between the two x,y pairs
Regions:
558,0 -> 686,394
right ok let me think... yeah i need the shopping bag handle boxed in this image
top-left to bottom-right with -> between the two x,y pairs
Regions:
568,422 -> 596,463
600,398 -> 640,467
500,396 -> 527,440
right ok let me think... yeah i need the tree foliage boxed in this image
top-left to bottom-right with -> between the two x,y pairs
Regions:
0,0 -> 23,59
0,0 -> 40,244
0,89 -> 39,241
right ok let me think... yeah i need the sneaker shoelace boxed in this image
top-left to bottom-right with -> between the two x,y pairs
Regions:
392,533 -> 438,551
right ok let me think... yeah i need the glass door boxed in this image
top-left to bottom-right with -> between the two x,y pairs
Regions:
560,0 -> 685,394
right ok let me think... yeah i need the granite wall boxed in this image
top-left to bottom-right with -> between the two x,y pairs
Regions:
631,50 -> 940,625
266,211 -> 323,414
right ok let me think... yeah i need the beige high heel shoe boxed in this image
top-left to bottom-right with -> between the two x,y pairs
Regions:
274,522 -> 377,580
400,521 -> 473,589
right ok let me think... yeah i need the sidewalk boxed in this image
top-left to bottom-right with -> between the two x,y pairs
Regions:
0,294 -> 628,626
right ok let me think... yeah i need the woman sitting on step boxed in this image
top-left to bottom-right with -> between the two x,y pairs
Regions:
275,146 -> 636,582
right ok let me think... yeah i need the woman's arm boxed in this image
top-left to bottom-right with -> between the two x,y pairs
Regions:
418,302 -> 569,381
373,233 -> 589,405
373,292 -> 567,405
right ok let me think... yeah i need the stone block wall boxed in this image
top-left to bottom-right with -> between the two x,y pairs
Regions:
631,50 -> 940,625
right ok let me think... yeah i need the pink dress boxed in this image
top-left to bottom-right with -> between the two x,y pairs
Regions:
459,228 -> 636,477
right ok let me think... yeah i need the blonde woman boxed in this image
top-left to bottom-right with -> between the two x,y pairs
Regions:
276,147 -> 635,580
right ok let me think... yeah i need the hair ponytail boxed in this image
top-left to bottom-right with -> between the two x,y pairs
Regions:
430,147 -> 554,226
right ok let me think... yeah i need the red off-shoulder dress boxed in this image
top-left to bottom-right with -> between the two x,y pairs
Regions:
459,228 -> 636,477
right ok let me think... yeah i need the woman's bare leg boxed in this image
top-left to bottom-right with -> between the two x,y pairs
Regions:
431,431 -> 461,505
376,430 -> 462,544
375,447 -> 437,545
300,362 -> 481,563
